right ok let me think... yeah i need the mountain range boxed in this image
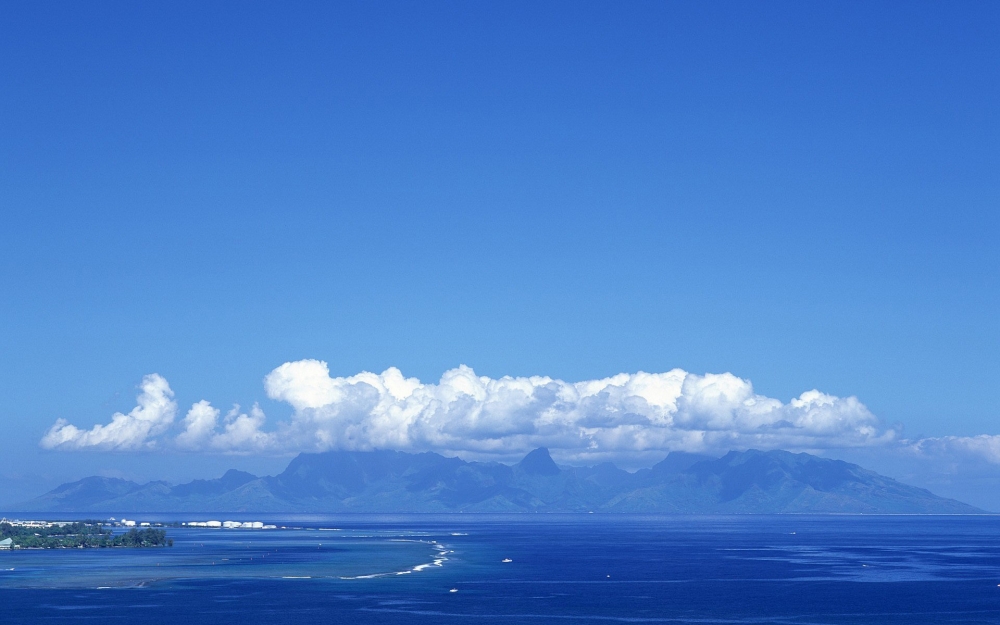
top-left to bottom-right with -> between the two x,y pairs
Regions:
12,448 -> 984,514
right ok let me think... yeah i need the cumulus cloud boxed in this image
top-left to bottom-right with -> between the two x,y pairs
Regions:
37,362 -> 907,462
177,401 -> 273,453
40,374 -> 177,451
175,400 -> 219,450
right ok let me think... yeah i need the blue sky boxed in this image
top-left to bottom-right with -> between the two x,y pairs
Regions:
1,2 -> 998,507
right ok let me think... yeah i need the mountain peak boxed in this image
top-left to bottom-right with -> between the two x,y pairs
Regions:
517,448 -> 560,476
650,451 -> 715,475
219,469 -> 258,487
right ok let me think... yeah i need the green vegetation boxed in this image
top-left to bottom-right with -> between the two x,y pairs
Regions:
0,521 -> 172,549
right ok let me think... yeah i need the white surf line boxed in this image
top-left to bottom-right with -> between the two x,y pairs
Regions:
338,539 -> 450,580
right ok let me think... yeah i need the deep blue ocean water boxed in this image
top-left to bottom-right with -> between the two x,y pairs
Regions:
2,514 -> 999,624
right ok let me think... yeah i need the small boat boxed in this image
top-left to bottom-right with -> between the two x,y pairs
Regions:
449,588 -> 458,593
501,558 -> 512,563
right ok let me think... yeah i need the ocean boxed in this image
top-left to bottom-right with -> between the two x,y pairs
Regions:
2,514 -> 999,624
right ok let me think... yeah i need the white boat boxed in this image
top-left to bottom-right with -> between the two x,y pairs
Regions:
501,558 -> 512,563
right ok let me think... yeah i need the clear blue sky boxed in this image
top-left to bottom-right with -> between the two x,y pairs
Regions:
1,1 -> 997,503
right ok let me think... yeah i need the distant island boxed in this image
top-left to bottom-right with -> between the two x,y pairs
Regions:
0,519 -> 172,549
10,448 -> 985,515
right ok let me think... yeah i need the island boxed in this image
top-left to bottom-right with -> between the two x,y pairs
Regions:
0,519 -> 172,549
13,448 -> 983,514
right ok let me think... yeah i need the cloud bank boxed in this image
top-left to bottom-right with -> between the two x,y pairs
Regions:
41,361 -> 905,463
908,434 -> 1000,465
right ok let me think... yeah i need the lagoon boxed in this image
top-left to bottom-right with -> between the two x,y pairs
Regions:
2,514 -> 999,624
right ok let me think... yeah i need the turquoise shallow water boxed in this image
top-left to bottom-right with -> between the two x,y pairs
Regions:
2,514 -> 1000,623
0,525 -> 446,587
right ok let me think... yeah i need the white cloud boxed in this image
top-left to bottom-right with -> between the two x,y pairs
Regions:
211,404 -> 271,452
229,360 -> 893,463
40,374 -> 177,451
177,401 -> 273,453
175,400 -> 220,450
